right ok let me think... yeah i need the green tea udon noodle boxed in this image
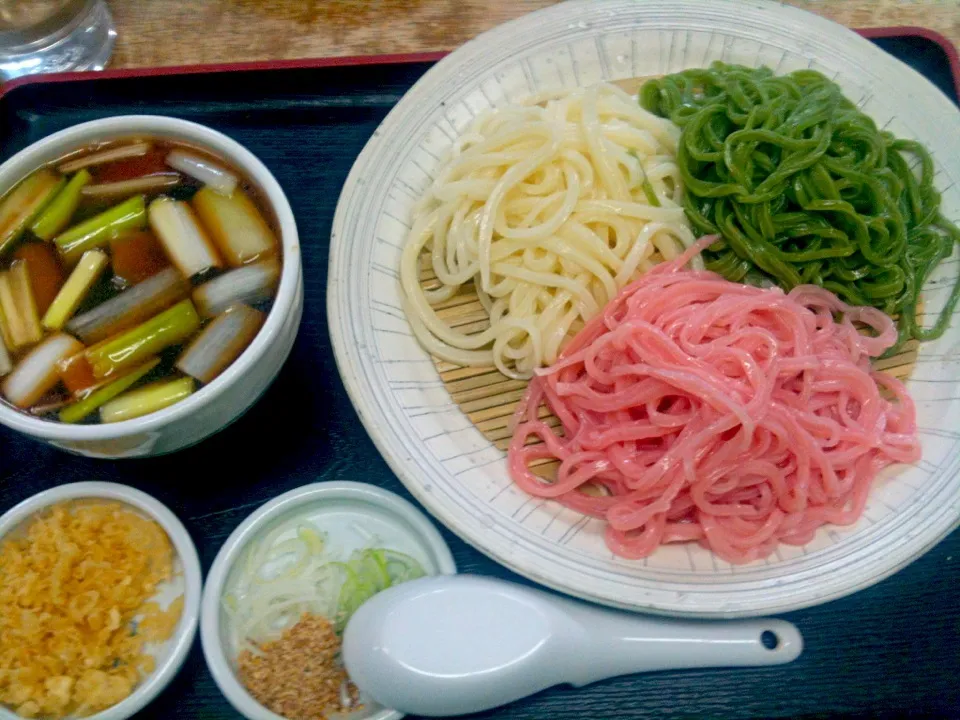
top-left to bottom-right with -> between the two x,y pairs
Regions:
641,62 -> 960,346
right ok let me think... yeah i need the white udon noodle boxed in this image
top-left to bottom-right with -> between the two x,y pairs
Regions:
399,82 -> 698,379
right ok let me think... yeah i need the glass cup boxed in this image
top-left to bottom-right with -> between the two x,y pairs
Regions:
0,0 -> 116,81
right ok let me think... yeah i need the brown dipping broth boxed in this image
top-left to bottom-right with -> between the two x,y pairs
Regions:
0,135 -> 282,423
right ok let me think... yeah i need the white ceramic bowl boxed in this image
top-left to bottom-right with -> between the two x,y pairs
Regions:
0,481 -> 202,720
200,481 -> 457,720
0,115 -> 303,458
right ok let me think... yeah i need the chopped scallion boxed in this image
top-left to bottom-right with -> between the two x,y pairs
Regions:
2,333 -> 84,408
53,195 -> 147,264
42,249 -> 109,330
175,303 -> 264,384
192,258 -> 280,318
192,186 -> 277,266
148,197 -> 223,278
100,376 -> 194,423
0,261 -> 43,350
58,141 -> 151,174
0,169 -> 64,256
166,150 -> 238,195
30,169 -> 92,241
66,266 -> 189,344
0,332 -> 11,377
60,358 -> 160,424
86,298 -> 200,379
81,174 -> 180,198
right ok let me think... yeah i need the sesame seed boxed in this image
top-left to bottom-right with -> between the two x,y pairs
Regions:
237,613 -> 361,720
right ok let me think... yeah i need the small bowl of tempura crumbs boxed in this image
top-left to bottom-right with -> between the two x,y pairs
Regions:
0,482 -> 201,720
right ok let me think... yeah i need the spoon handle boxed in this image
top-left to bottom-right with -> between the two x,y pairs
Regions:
561,599 -> 803,686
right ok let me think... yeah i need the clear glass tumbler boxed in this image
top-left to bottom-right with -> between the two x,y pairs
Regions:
0,0 -> 116,81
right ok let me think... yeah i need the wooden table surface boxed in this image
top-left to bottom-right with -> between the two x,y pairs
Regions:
107,0 -> 960,69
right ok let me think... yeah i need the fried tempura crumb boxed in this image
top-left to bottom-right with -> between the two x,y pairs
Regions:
0,501 -> 183,717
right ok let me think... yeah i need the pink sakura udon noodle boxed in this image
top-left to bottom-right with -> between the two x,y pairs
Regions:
508,237 -> 920,564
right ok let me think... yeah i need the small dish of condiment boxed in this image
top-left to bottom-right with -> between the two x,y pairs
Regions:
200,481 -> 456,720
0,481 -> 202,720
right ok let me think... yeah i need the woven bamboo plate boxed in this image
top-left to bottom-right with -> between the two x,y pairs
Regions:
329,0 -> 960,617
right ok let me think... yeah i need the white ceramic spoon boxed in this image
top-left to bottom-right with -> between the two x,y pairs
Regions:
342,574 -> 803,717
